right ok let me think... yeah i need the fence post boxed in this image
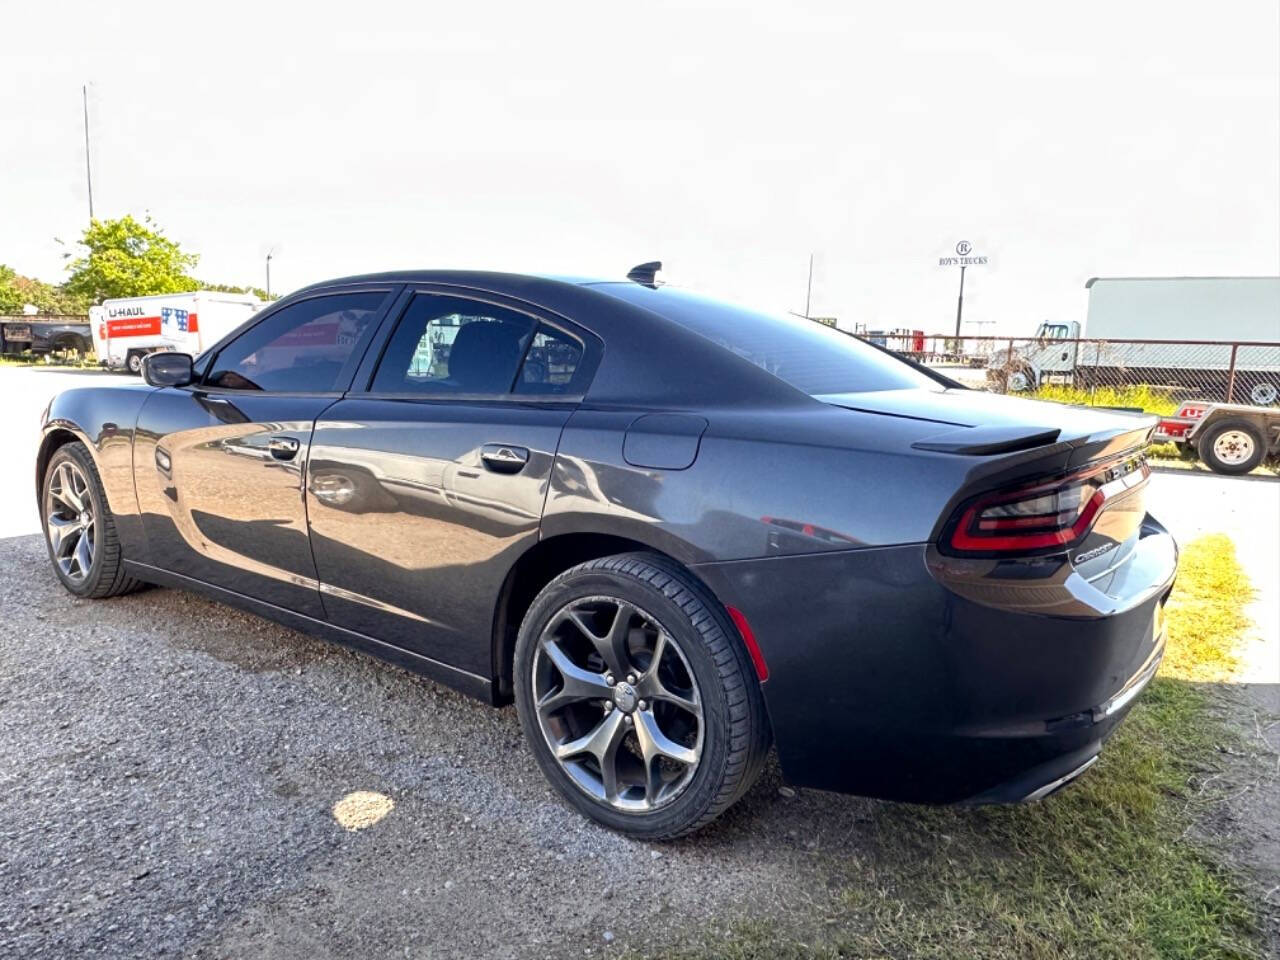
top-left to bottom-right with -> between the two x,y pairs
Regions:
1225,343 -> 1239,403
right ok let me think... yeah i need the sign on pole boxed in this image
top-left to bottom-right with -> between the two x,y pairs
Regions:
937,241 -> 989,341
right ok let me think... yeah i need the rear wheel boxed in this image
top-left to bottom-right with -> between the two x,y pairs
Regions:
126,350 -> 146,375
514,553 -> 770,838
1198,418 -> 1266,476
42,442 -> 143,598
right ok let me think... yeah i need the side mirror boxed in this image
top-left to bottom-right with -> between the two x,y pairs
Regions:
143,352 -> 195,387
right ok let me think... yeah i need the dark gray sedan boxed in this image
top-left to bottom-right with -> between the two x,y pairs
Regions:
36,266 -> 1176,837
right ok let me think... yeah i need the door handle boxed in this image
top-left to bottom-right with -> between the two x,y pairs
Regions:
268,436 -> 301,461
480,443 -> 529,474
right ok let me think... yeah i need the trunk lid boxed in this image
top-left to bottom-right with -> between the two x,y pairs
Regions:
817,387 -> 1158,571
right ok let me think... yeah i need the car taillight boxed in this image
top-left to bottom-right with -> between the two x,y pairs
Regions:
943,456 -> 1149,556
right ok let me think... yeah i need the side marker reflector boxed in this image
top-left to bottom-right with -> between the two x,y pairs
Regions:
726,605 -> 769,682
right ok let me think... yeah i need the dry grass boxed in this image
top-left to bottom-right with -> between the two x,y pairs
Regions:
655,534 -> 1263,960
1160,534 -> 1255,682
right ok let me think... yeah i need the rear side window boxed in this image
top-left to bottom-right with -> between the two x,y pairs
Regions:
205,292 -> 385,392
371,295 -> 536,395
515,324 -> 584,395
598,285 -> 938,396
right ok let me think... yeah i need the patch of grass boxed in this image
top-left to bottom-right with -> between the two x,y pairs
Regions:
0,353 -> 97,369
1032,383 -> 1183,416
654,535 -> 1262,960
1160,534 -> 1255,682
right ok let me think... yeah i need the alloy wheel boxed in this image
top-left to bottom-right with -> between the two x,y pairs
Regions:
46,461 -> 96,583
532,596 -> 704,812
1212,429 -> 1255,466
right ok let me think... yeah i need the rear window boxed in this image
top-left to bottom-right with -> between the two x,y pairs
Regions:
596,285 -> 937,396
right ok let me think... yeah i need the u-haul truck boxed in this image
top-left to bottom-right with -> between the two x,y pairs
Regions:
90,291 -> 261,374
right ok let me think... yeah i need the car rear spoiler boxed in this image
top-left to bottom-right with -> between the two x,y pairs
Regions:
912,424 -> 1062,456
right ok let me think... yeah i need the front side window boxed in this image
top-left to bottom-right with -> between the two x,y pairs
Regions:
371,295 -> 538,395
206,292 -> 385,392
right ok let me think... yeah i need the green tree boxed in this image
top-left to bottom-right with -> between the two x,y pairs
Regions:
200,281 -> 278,301
63,215 -> 199,303
0,264 -> 91,315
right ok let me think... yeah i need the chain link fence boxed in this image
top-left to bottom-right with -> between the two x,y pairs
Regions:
862,333 -> 1280,414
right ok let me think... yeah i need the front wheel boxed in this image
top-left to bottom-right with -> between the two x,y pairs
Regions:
514,553 -> 771,839
42,442 -> 143,598
1198,418 -> 1266,475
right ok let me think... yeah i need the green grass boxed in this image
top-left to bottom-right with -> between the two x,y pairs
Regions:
1032,383 -> 1183,416
647,535 -> 1263,960
0,353 -> 98,368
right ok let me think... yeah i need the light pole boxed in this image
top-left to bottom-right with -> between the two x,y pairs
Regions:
953,264 -> 966,340
804,252 -> 814,319
82,84 -> 94,222
265,249 -> 274,298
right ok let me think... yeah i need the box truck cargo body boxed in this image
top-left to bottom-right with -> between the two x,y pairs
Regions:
90,291 -> 260,373
991,277 -> 1280,404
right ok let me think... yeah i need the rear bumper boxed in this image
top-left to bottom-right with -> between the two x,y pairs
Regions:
693,517 -> 1177,804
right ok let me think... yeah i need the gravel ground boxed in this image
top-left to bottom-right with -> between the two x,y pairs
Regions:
1,365 -> 1277,957
0,530 -> 867,959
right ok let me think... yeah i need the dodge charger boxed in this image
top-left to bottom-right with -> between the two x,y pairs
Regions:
36,264 -> 1176,838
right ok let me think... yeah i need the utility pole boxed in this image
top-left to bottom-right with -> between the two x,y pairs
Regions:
82,84 -> 94,221
953,264 -> 967,339
804,253 -> 814,319
265,249 -> 274,298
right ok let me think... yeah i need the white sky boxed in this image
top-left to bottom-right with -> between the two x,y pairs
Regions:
2,1 -> 1278,335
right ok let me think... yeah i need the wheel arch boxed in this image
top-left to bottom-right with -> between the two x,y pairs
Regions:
490,531 -> 727,704
35,426 -> 91,507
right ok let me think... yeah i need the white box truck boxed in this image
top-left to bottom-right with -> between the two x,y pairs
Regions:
90,291 -> 261,374
992,277 -> 1280,404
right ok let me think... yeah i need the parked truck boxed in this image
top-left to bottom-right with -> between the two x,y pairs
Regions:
0,314 -> 94,358
90,291 -> 261,373
992,276 -> 1280,405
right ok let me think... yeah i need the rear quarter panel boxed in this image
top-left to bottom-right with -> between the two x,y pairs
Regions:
543,404 -> 977,562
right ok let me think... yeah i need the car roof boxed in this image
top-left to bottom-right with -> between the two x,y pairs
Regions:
293,269 -> 613,293
285,270 -> 809,408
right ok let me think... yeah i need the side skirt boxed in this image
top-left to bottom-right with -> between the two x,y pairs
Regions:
122,560 -> 497,704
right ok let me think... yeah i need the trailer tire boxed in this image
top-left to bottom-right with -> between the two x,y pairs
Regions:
1198,418 -> 1266,476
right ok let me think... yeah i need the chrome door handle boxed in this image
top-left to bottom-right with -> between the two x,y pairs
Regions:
480,443 -> 529,473
268,436 -> 301,461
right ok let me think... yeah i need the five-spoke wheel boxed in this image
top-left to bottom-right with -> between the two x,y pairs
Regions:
41,441 -> 142,599
533,596 -> 704,811
514,553 -> 770,839
45,459 -> 96,584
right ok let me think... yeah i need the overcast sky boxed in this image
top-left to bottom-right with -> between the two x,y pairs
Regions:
3,1 -> 1277,335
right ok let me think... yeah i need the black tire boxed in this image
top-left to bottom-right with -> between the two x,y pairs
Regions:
1197,418 -> 1266,476
514,552 -> 771,839
41,442 -> 144,598
126,350 -> 145,375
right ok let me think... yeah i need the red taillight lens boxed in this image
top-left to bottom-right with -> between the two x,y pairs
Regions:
944,457 -> 1149,556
